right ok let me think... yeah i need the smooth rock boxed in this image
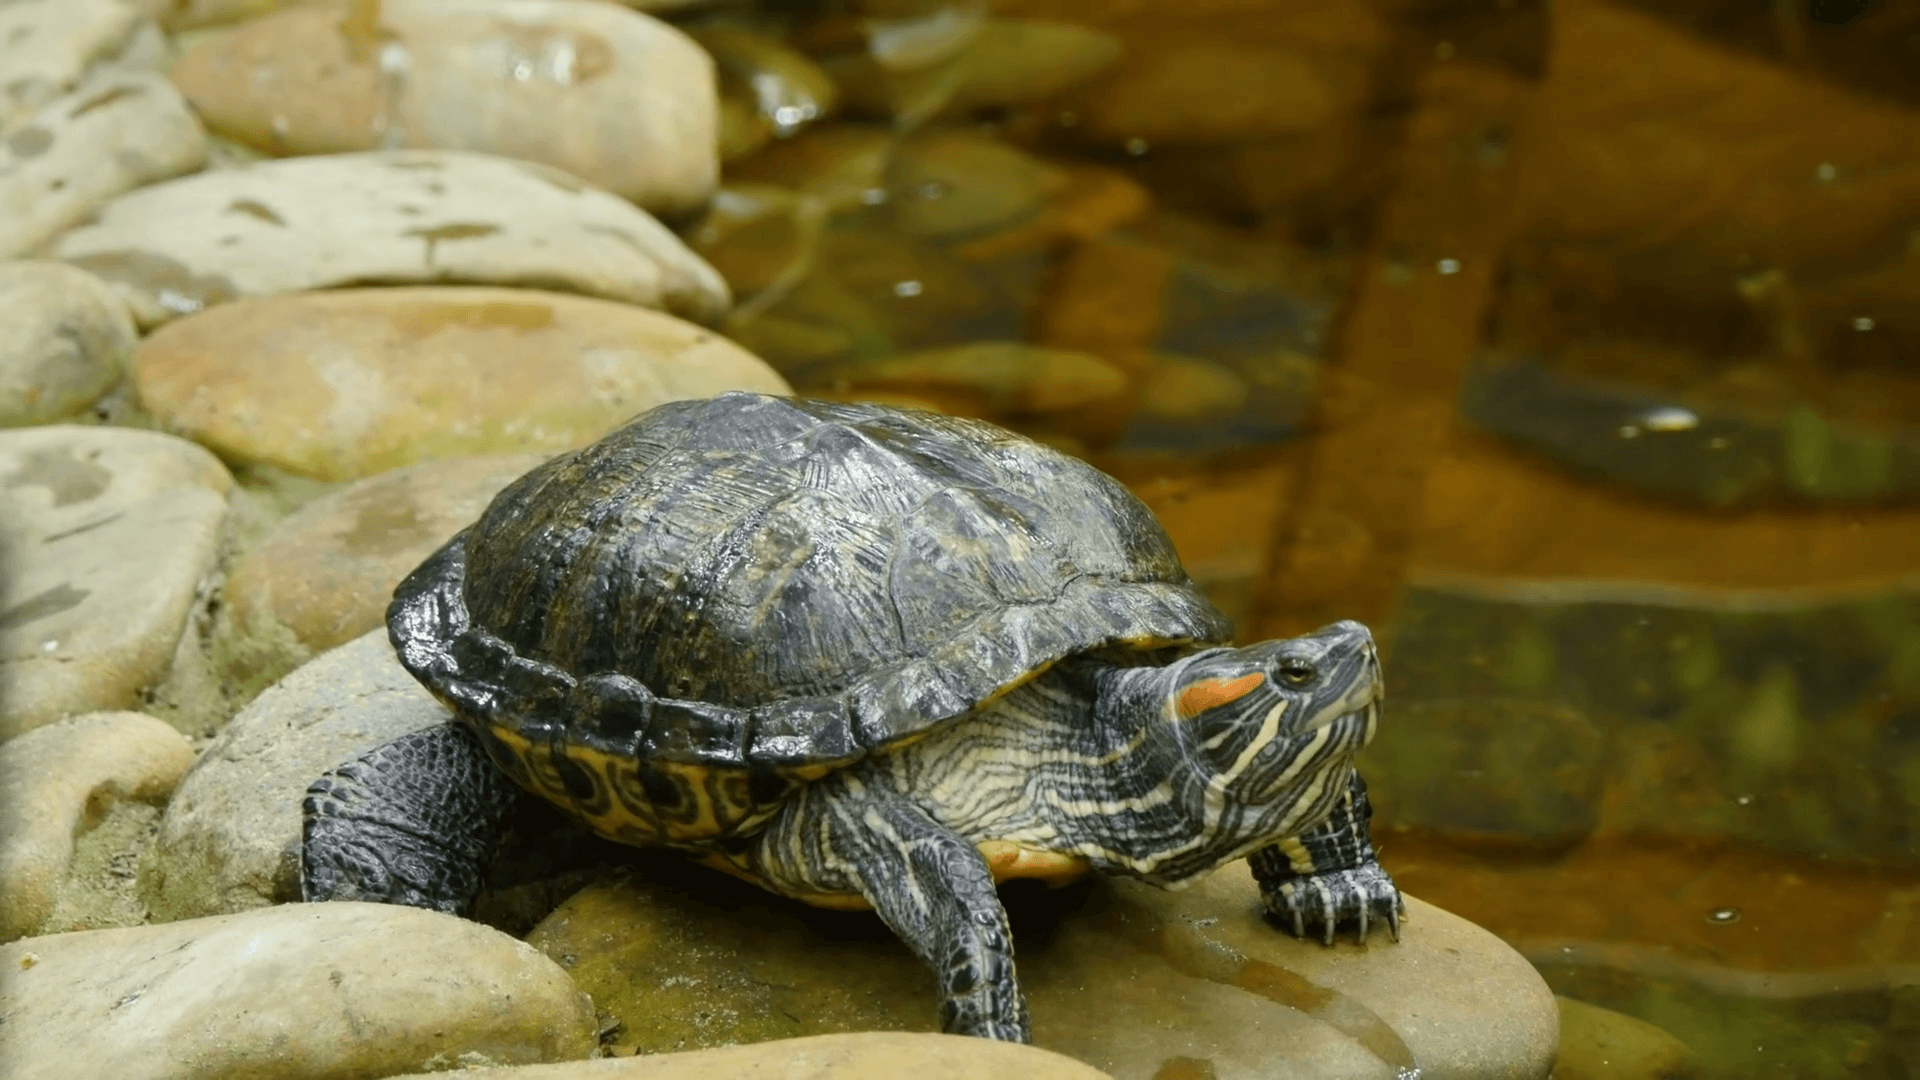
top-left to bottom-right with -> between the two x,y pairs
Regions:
1552,997 -> 1697,1080
886,130 -> 1068,239
140,629 -> 447,921
691,24 -> 838,146
1137,353 -> 1250,422
171,0 -> 719,216
54,150 -> 731,328
527,862 -> 1558,1079
728,124 -> 897,213
0,69 -> 208,258
829,342 -> 1128,418
0,901 -> 598,1080
0,712 -> 192,942
0,0 -> 141,129
132,286 -> 786,481
386,1032 -> 1115,1079
0,261 -> 137,426
0,426 -> 231,740
217,453 -> 546,693
943,18 -> 1123,114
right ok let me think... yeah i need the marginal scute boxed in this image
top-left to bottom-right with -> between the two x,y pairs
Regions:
393,392 -> 1232,847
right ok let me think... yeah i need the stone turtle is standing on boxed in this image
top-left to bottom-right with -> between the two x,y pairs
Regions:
302,392 -> 1401,1042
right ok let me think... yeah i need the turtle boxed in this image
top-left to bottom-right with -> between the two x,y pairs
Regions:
301,391 -> 1401,1043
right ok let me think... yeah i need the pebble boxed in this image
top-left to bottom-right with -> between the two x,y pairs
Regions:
0,0 -> 141,130
132,286 -> 784,481
0,901 -> 598,1080
941,18 -> 1123,116
1137,353 -> 1250,422
141,629 -> 447,922
728,124 -> 897,213
384,1032 -> 1115,1079
0,712 -> 192,942
170,0 -> 719,216
0,261 -> 137,426
52,149 -> 731,329
691,24 -> 839,153
831,342 -> 1127,418
528,863 -> 1557,1078
0,426 -> 230,741
0,69 -> 208,259
887,130 -> 1069,239
216,452 -> 547,694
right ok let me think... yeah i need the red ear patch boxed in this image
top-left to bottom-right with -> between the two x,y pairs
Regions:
1177,673 -> 1267,718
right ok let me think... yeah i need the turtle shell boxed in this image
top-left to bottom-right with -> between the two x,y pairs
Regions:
388,392 -> 1231,847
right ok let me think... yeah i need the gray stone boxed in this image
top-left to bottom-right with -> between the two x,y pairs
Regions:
1,69 -> 208,259
0,261 -> 137,426
0,0 -> 142,130
0,901 -> 598,1080
386,1032 -> 1115,1079
53,150 -> 731,329
528,864 -> 1558,1079
141,629 -> 448,921
0,712 -> 192,941
0,426 -> 231,740
172,0 -> 720,216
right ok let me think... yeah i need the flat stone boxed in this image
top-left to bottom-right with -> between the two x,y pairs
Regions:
172,0 -> 718,216
53,150 -> 730,329
216,453 -> 546,694
0,261 -> 137,426
385,1032 -> 1114,1079
0,426 -> 231,741
0,712 -> 192,942
141,629 -> 447,921
526,861 -> 1558,1079
0,0 -> 141,130
0,901 -> 597,1080
0,69 -> 208,259
131,286 -> 787,481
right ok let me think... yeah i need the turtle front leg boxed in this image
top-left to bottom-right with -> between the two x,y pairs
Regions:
1250,769 -> 1404,945
302,721 -> 520,914
752,774 -> 1031,1042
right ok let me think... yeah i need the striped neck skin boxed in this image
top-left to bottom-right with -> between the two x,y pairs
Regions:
1060,620 -> 1384,886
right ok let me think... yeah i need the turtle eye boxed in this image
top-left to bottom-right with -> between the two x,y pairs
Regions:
1275,657 -> 1317,687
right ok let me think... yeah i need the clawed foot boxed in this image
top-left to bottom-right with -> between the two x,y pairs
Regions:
1263,863 -> 1404,945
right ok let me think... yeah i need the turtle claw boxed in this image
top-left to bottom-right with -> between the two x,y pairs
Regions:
1263,862 -> 1403,947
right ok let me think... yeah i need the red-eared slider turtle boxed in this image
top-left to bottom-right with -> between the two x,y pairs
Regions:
302,392 -> 1400,1042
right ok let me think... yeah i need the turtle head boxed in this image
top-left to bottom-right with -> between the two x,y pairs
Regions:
1154,620 -> 1382,863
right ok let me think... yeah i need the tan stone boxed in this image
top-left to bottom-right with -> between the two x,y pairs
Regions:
219,453 -> 546,690
0,426 -> 231,740
0,902 -> 598,1080
0,712 -> 192,941
0,70 -> 208,259
0,0 -> 141,129
0,261 -> 136,426
528,864 -> 1557,1079
171,0 -> 718,216
385,1032 -> 1115,1079
131,286 -> 787,481
53,150 -> 730,329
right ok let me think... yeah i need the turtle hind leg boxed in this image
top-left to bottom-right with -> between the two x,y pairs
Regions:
1251,768 -> 1404,945
752,779 -> 1031,1042
302,721 -> 520,915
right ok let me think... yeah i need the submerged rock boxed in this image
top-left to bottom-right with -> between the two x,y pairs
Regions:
0,901 -> 597,1080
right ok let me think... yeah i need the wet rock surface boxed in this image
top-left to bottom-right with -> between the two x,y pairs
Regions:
0,426 -> 230,740
528,862 -> 1557,1079
0,69 -> 207,259
141,629 -> 445,922
216,453 -> 546,693
385,1032 -> 1115,1079
0,712 -> 192,942
0,901 -> 598,1080
172,0 -> 719,216
0,261 -> 137,426
52,150 -> 731,328
130,286 -> 784,481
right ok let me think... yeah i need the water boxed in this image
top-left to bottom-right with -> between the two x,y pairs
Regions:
706,0 -> 1920,1074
